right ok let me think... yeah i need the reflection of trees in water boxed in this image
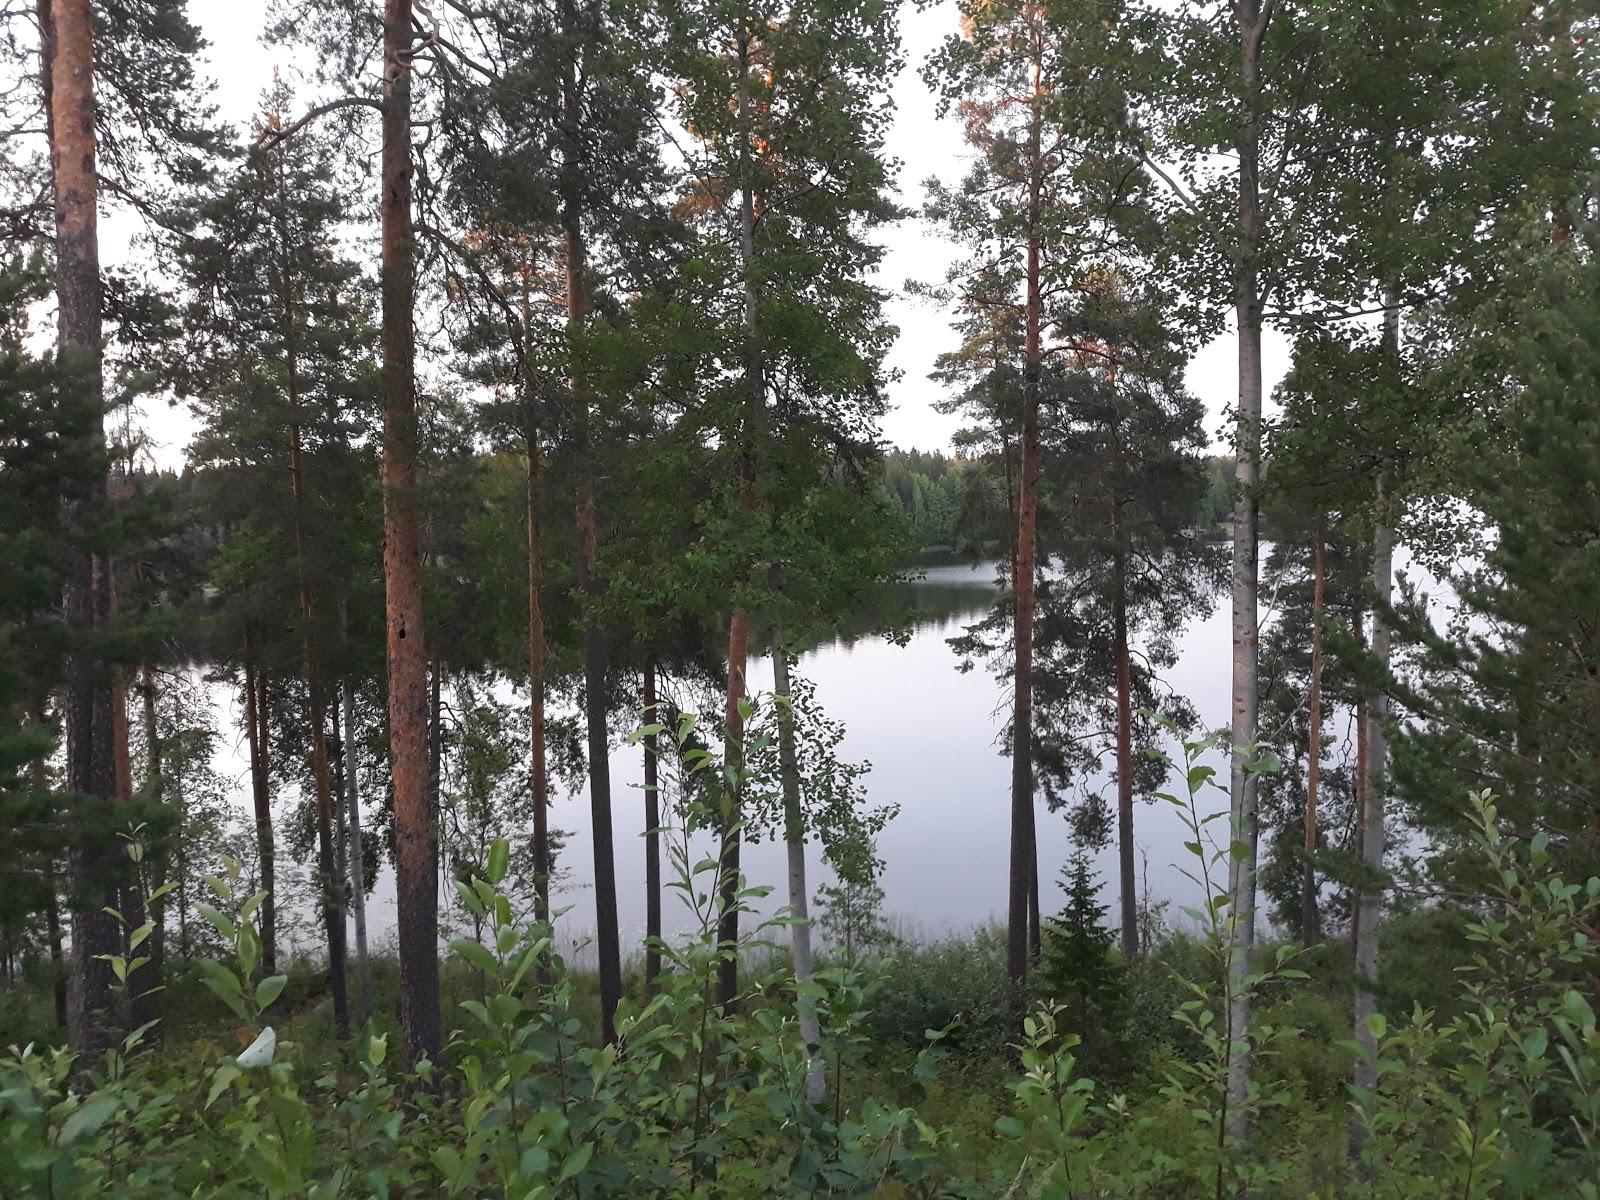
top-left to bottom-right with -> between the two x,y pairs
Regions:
805,569 -> 1003,652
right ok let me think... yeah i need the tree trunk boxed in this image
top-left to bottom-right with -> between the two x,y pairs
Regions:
1352,299 -> 1399,1157
429,651 -> 442,880
559,0 -> 621,1045
774,641 -> 825,1103
342,670 -> 372,1024
1028,836 -> 1041,963
1113,502 -> 1138,961
32,694 -> 68,1029
526,416 -> 550,928
49,0 -> 119,1058
1301,526 -> 1326,946
718,24 -> 763,1015
282,184 -> 348,1039
244,652 -> 277,974
643,662 -> 661,993
1007,41 -> 1045,1022
1225,0 -> 1269,1140
380,0 -> 439,1068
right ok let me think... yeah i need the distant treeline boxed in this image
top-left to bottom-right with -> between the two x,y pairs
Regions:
880,448 -> 1239,554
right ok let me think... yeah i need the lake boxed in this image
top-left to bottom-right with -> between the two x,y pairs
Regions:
319,559 -> 1245,962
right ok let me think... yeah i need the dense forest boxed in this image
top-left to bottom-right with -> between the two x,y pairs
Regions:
2,0 -> 1600,1196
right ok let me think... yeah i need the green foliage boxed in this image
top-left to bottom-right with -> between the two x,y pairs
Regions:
4,779 -> 1599,1197
863,926 -> 1010,1059
1034,854 -> 1129,1079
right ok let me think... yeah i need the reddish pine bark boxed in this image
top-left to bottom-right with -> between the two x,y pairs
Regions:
48,0 -> 120,1057
381,0 -> 440,1067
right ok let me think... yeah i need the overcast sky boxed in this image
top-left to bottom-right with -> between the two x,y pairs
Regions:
124,0 -> 1288,469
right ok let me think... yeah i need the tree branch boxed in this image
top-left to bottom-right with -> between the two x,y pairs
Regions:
255,97 -> 384,152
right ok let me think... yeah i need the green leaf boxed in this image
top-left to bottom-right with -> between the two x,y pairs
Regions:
255,974 -> 288,1011
994,1115 -> 1023,1138
431,1144 -> 464,1185
486,838 -> 510,885
58,1095 -> 121,1146
197,903 -> 236,942
450,938 -> 497,973
557,1142 -> 594,1182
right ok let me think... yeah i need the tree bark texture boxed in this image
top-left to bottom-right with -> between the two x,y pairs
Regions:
1225,0 -> 1270,1139
49,0 -> 119,1058
381,0 -> 440,1068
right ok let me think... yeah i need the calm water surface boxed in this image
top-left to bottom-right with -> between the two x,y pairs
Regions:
327,560 -> 1241,960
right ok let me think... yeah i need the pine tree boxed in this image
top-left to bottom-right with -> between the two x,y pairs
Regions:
177,86 -> 379,1033
668,0 -> 900,1010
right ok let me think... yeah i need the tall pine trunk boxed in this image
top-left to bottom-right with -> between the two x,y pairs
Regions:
1225,0 -> 1269,1139
48,0 -> 120,1057
380,0 -> 439,1067
1301,526 -> 1326,946
282,189 -> 348,1039
1007,40 -> 1044,1020
559,0 -> 621,1044
1113,500 -> 1138,960
643,663 -> 661,993
773,642 -> 825,1103
244,651 -> 277,973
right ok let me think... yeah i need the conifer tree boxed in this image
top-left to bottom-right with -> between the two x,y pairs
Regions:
668,0 -> 899,1010
177,87 -> 378,1034
925,0 -> 1156,1005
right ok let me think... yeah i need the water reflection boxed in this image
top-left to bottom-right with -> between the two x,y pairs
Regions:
322,559 -> 1236,961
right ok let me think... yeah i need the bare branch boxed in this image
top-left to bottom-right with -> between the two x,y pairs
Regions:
255,97 -> 384,152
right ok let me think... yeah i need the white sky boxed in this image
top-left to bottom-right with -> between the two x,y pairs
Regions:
123,0 -> 1288,468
